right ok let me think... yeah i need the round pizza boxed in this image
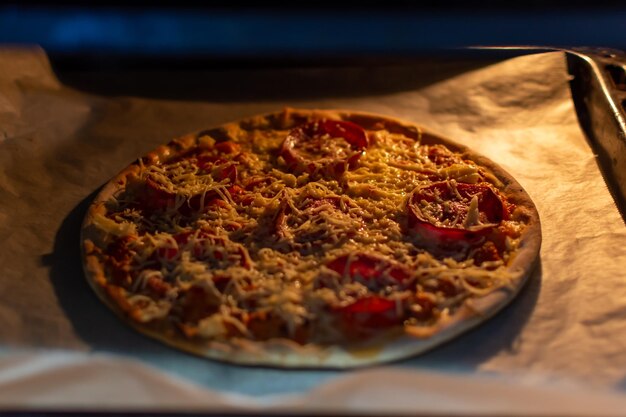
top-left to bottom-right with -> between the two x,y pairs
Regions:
82,108 -> 541,367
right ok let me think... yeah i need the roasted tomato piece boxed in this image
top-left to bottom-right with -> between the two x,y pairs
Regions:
326,253 -> 411,287
335,296 -> 404,330
407,182 -> 506,246
280,120 -> 368,176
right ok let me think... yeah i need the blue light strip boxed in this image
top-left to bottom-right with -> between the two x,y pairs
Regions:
0,7 -> 625,55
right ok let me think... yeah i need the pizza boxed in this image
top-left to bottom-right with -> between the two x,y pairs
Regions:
82,108 -> 541,367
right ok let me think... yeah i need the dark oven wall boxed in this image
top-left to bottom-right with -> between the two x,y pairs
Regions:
1,1 -> 626,71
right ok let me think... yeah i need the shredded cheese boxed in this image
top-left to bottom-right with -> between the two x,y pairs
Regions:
93,119 -> 524,345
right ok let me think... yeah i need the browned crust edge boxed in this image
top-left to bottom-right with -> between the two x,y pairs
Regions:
81,108 -> 542,368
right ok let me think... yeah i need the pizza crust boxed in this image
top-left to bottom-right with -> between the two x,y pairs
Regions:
81,108 -> 541,368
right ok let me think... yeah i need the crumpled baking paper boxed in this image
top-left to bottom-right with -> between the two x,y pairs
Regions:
2,351 -> 626,416
0,47 -> 625,414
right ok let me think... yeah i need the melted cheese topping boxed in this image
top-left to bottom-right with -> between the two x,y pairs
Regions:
95,118 -> 524,345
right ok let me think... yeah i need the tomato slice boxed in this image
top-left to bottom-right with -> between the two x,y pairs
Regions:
280,120 -> 368,176
407,182 -> 505,245
326,253 -> 411,287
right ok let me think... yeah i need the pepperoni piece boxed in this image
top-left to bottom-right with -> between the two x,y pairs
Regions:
336,292 -> 434,326
138,178 -> 176,212
472,240 -> 502,266
305,196 -> 341,211
272,196 -> 356,248
335,296 -> 404,330
212,274 -> 232,293
242,175 -> 274,192
195,154 -> 238,184
272,197 -> 341,237
245,312 -> 287,341
411,293 -> 436,321
155,230 -> 194,260
341,296 -> 396,314
179,285 -> 221,323
197,156 -> 238,184
138,149 -> 241,216
226,184 -> 245,201
214,141 -> 241,155
183,189 -> 236,215
425,145 -> 460,166
108,235 -> 137,264
219,164 -> 238,183
326,253 -> 411,287
154,230 -> 250,268
407,182 -> 505,246
146,276 -> 172,297
105,236 -> 138,287
280,120 -> 368,176
138,176 -> 240,216
272,200 -> 291,239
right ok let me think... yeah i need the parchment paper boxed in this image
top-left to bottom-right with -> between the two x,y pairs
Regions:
0,47 -> 625,414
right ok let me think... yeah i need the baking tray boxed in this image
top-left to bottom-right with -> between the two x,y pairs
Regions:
566,47 -> 626,223
2,47 -> 625,416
